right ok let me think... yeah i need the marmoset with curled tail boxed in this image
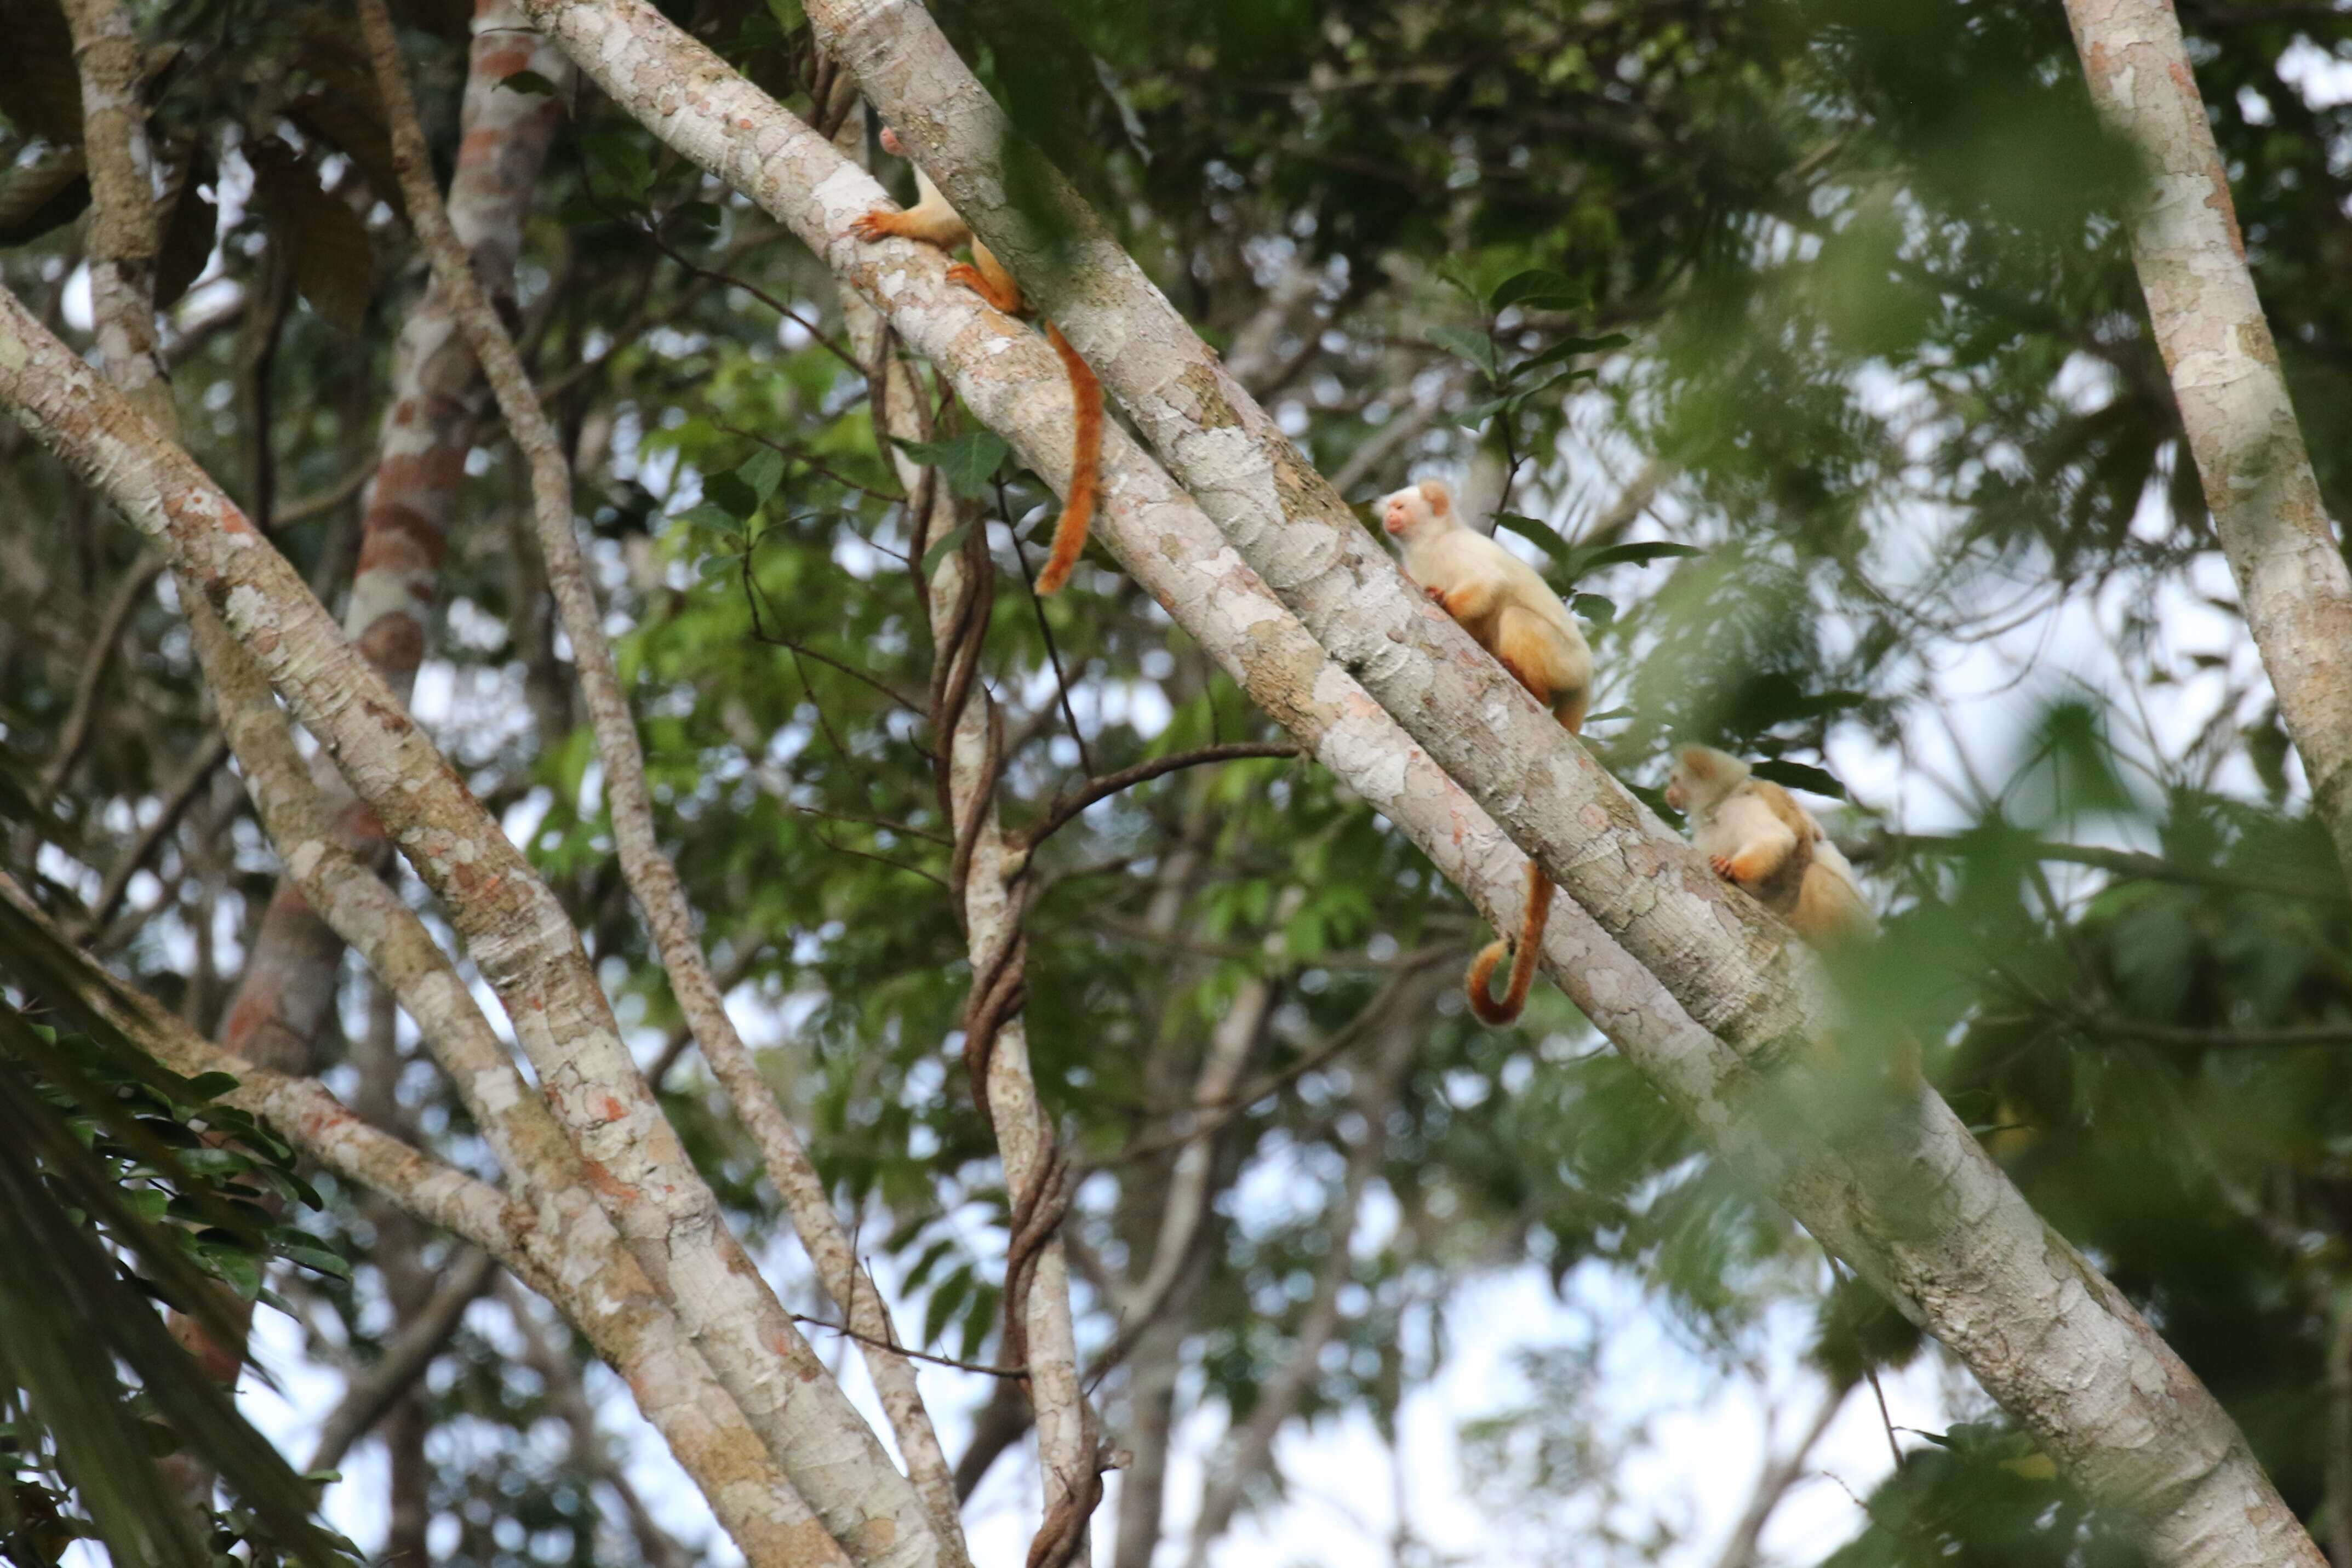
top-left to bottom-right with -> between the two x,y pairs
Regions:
1381,477 -> 1594,1026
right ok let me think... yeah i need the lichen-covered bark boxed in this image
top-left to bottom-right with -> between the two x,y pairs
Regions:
364,14 -> 966,1536
2060,0 -> 2352,885
465,9 -> 2319,1560
0,287 -> 947,1568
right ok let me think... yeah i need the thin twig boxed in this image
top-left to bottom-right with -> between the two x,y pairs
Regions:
78,732 -> 231,938
634,216 -> 867,374
791,1314 -> 1026,1379
38,552 -> 165,806
748,627 -> 923,711
1002,473 -> 1094,778
1022,742 -> 1304,849
718,421 -> 903,504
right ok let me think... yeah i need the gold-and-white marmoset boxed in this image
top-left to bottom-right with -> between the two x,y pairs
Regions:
1381,477 -> 1594,1026
1662,745 -> 1875,950
851,127 -> 1103,596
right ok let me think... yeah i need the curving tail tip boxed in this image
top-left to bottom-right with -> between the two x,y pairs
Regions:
1464,867 -> 1553,1026
1036,323 -> 1103,596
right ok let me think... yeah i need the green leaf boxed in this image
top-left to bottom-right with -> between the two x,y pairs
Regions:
1564,540 -> 1703,580
1491,512 -> 1575,560
671,502 -> 743,536
893,431 -> 1009,498
923,1265 -> 972,1349
497,69 -> 560,96
1749,758 -> 1849,799
701,470 -> 762,520
580,130 -> 653,205
202,1247 -> 262,1301
698,554 -> 741,581
1512,331 -> 1633,378
739,448 -> 786,503
1570,592 -> 1616,628
248,140 -> 375,335
1455,394 -> 1514,431
919,521 -> 973,579
764,0 -> 805,28
182,1072 -> 240,1102
1426,326 -> 1498,377
1488,268 -> 1586,313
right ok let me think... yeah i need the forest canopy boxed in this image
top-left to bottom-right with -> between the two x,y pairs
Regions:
4,0 -> 2352,1565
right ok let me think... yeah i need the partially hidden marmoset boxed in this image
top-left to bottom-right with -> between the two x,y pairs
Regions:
851,127 -> 1103,594
1663,744 -> 1875,950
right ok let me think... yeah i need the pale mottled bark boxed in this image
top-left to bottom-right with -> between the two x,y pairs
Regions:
61,0 -> 170,432
2061,0 -> 2352,880
362,8 -> 965,1543
170,498 -> 850,1568
840,283 -> 1092,1558
219,0 -> 576,1083
446,11 -> 2317,1562
0,281 -> 945,1568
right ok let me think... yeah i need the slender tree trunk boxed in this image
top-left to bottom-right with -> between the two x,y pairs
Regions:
839,276 -> 1096,1566
2059,0 -> 2352,878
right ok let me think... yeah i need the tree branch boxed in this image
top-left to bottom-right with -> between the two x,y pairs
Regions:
1020,742 -> 1303,849
362,7 -> 966,1549
2063,0 -> 2352,891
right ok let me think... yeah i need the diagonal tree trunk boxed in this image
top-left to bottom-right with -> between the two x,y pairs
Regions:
2059,0 -> 2352,880
403,10 -> 2325,1561
360,13 -> 969,1538
0,285 -> 954,1568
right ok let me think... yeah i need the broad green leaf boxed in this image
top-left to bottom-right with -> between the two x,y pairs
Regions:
1749,758 -> 1849,799
248,140 -> 374,334
0,146 -> 94,246
1426,326 -> 1498,377
580,130 -> 653,205
920,521 -> 974,579
701,470 -> 762,520
1489,268 -> 1586,312
894,431 -> 1009,498
739,448 -> 786,502
1565,540 -> 1703,578
1456,394 -> 1514,431
672,502 -> 745,535
1513,331 -> 1633,378
1492,512 -> 1575,560
1570,592 -> 1616,628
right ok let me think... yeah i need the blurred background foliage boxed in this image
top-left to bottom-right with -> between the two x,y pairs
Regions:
5,0 -> 2352,1560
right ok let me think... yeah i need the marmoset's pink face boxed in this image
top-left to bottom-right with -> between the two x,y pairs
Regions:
879,127 -> 906,156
